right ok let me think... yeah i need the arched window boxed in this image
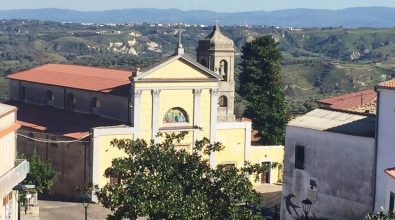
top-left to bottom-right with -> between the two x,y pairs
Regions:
163,108 -> 188,124
66,93 -> 76,105
218,96 -> 228,107
91,97 -> 100,108
200,59 -> 207,67
219,60 -> 228,81
19,86 -> 26,101
90,97 -> 100,114
46,91 -> 54,103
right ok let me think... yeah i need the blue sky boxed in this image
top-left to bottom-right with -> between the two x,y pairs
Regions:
2,0 -> 395,12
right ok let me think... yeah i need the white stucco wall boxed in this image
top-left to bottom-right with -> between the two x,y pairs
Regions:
375,88 -> 395,211
381,175 -> 395,212
281,126 -> 375,220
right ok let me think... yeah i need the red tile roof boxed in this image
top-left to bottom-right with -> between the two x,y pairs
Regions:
7,64 -> 132,94
7,101 -> 124,139
317,89 -> 376,112
385,167 -> 395,180
378,80 -> 395,89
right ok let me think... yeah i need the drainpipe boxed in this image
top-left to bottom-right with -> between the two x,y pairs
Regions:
63,87 -> 66,111
372,87 -> 380,212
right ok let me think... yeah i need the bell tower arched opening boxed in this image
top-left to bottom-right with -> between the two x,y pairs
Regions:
196,22 -> 236,122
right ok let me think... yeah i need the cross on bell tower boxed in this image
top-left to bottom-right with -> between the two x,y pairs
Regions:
175,25 -> 185,55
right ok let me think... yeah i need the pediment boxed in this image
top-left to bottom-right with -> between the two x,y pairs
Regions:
134,55 -> 221,82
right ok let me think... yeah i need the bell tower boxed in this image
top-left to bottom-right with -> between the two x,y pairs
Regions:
196,22 -> 235,122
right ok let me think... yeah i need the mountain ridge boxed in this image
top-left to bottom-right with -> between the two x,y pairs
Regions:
1,7 -> 395,27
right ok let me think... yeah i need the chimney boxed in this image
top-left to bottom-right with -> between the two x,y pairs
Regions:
132,67 -> 141,77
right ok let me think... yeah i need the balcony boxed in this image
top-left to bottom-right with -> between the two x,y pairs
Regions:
0,159 -> 30,197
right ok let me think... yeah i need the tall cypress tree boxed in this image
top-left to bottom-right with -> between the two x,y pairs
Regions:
238,36 -> 289,145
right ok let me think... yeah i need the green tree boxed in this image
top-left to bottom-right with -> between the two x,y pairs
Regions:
22,151 -> 57,194
238,36 -> 289,145
97,132 -> 274,220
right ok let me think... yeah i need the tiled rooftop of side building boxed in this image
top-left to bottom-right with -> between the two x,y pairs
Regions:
6,100 -> 126,139
288,108 -> 375,138
385,167 -> 395,180
6,64 -> 132,96
317,89 -> 377,114
377,79 -> 395,89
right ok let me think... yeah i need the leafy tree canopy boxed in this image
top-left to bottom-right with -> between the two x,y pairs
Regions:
96,132 -> 276,220
22,151 -> 57,194
238,35 -> 289,145
365,211 -> 395,220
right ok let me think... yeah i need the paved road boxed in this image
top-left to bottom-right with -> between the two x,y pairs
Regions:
22,200 -> 111,220
22,185 -> 282,220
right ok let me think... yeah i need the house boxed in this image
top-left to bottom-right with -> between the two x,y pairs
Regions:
281,109 -> 376,220
6,23 -> 284,199
0,103 -> 29,220
317,89 -> 377,114
282,80 -> 395,219
374,80 -> 395,212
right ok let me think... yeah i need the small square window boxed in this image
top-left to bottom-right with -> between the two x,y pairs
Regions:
223,163 -> 236,170
295,145 -> 305,170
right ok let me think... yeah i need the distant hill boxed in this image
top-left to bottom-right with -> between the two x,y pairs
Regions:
1,7 -> 395,27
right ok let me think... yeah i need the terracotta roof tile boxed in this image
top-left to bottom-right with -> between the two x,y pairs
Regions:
7,100 -> 124,139
317,89 -> 377,113
385,167 -> 395,180
378,79 -> 395,89
7,64 -> 132,95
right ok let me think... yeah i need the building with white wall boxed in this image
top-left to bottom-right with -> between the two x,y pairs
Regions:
0,104 -> 29,220
374,80 -> 395,212
281,109 -> 376,220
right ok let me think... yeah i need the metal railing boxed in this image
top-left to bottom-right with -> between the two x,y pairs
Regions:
0,159 -> 30,197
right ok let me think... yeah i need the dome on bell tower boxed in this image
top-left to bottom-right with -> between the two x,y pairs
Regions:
197,23 -> 234,51
196,22 -> 236,122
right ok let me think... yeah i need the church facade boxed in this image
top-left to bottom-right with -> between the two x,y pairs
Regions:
7,24 -> 284,199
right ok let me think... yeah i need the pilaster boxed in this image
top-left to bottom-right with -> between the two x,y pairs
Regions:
133,89 -> 142,138
151,89 -> 161,143
210,88 -> 219,168
193,88 -> 202,142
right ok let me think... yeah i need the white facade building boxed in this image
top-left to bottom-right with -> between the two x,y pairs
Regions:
374,81 -> 395,212
281,109 -> 376,220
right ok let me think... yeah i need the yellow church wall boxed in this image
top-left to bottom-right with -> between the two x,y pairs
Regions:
157,131 -> 194,152
199,89 -> 212,139
140,90 -> 153,130
98,134 -> 133,187
249,146 -> 284,185
216,128 -> 246,168
143,59 -> 210,79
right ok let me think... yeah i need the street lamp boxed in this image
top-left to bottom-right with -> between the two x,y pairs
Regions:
83,201 -> 89,220
301,198 -> 313,220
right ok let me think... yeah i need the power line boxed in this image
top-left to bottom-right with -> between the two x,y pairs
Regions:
17,133 -> 91,143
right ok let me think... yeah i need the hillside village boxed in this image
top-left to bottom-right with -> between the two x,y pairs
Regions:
2,20 -> 395,114
2,16 -> 395,220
